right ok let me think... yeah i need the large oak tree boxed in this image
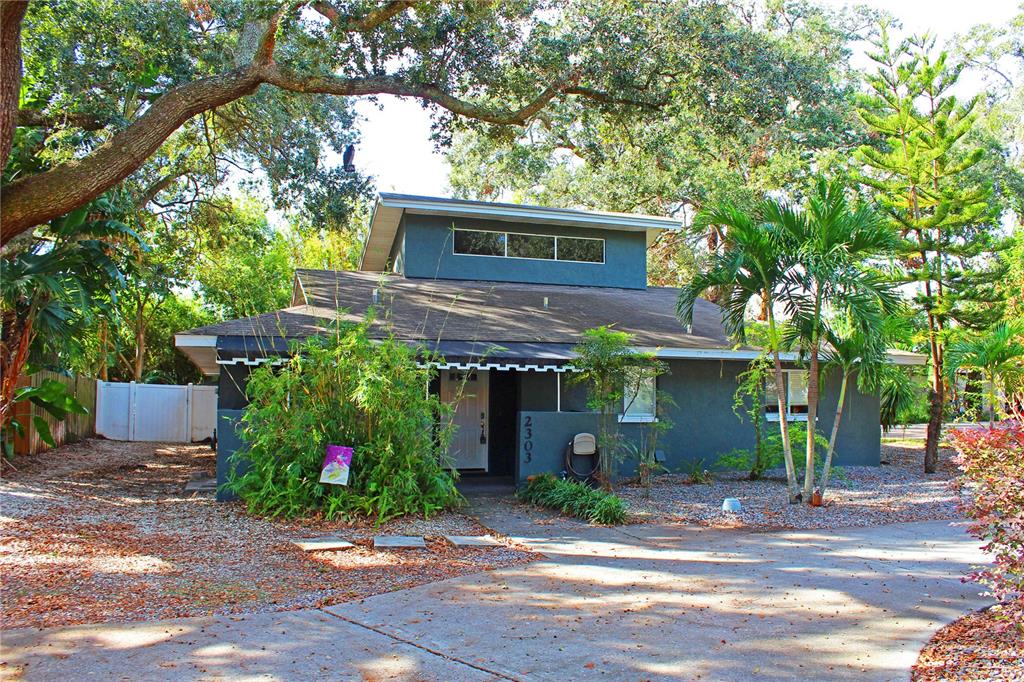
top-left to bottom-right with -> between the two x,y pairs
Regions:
1,0 -> 666,244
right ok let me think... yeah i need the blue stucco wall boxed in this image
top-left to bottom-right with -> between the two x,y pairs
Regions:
400,214 -> 648,289
515,359 -> 881,484
216,409 -> 245,501
212,357 -> 882,498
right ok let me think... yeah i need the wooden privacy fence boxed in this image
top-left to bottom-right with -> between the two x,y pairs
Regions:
11,371 -> 97,456
95,381 -> 217,443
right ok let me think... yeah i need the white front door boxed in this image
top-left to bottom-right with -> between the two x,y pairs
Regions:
440,370 -> 489,470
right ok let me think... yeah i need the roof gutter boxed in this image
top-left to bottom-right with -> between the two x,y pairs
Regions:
638,346 -> 928,365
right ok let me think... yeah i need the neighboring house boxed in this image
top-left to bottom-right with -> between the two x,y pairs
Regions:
175,193 -> 924,499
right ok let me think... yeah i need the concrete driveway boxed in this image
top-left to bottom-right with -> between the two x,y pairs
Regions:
1,512 -> 986,681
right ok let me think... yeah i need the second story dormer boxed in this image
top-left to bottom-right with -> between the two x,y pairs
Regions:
360,194 -> 679,289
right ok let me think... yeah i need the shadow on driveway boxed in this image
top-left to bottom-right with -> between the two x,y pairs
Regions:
2,508 -> 986,681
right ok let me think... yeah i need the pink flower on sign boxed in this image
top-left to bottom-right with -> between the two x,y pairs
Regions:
320,445 -> 353,486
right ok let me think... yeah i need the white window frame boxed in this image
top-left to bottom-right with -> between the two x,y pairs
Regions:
765,370 -> 810,422
620,375 -> 657,423
451,227 -> 605,264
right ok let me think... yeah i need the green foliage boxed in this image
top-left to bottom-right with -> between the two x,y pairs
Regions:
132,295 -> 216,385
226,319 -> 462,523
731,354 -> 773,479
3,377 -> 88,457
517,474 -> 627,525
682,458 -> 712,485
854,24 -> 1000,468
16,0 -> 368,224
569,326 -> 667,490
198,226 -> 295,319
945,320 -> 1024,425
716,423 -> 828,479
619,389 -> 675,492
878,365 -> 925,430
446,2 -> 873,285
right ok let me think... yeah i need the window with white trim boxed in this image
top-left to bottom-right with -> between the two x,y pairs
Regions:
621,376 -> 656,422
765,370 -> 809,421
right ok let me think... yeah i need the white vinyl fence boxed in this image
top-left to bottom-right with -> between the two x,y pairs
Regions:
96,381 -> 217,443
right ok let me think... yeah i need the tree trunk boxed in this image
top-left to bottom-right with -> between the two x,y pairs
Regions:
770,349 -> 800,502
1,66 -> 264,242
133,301 -> 146,382
0,311 -> 34,433
1,60 -> 573,244
0,1 -> 28,172
819,370 -> 848,498
98,321 -> 109,381
988,370 -> 996,430
924,311 -> 944,473
804,341 -> 820,502
924,380 -> 944,473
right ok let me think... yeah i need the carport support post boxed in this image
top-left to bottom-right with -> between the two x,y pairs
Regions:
185,383 -> 193,444
127,381 -> 137,441
556,372 -> 561,412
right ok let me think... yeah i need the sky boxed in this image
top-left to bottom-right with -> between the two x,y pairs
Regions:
349,0 -> 1020,200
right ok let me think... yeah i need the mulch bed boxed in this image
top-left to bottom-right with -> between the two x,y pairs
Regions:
0,439 -> 535,631
912,599 -> 1024,681
616,442 -> 963,529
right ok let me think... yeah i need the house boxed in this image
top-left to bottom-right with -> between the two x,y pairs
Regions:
175,193 -> 924,499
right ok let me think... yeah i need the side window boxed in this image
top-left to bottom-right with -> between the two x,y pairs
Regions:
788,371 -> 809,415
621,376 -> 656,422
454,229 -> 505,256
765,370 -> 809,420
557,237 -> 604,263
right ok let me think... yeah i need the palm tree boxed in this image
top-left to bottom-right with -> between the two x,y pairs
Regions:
818,321 -> 887,499
777,178 -> 899,501
677,205 -> 802,502
945,320 -> 1024,428
0,198 -> 138,442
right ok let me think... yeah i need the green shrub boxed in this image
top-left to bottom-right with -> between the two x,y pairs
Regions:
518,474 -> 627,525
225,319 -> 462,523
715,423 -> 829,479
682,458 -> 712,484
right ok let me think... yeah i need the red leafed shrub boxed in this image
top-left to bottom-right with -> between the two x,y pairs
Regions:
948,421 -> 1024,629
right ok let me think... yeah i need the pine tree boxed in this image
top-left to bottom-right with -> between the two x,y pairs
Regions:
855,27 -> 994,473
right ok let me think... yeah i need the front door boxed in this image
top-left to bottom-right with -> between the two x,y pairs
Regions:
439,370 -> 489,470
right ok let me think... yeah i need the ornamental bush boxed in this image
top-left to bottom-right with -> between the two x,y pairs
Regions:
948,421 -> 1024,629
518,473 -> 627,525
225,319 -> 462,523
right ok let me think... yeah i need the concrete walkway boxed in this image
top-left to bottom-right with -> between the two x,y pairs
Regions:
2,514 -> 986,681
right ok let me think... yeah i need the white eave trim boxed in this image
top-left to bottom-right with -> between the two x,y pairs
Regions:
379,194 -> 681,232
174,334 -> 217,348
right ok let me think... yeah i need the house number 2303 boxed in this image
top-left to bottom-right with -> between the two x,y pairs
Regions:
522,416 -> 533,463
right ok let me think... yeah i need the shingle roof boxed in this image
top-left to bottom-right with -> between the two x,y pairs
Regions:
183,270 -> 732,350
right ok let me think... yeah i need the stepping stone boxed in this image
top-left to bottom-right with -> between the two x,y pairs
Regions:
292,537 -> 355,552
373,535 -> 426,549
184,475 -> 217,492
444,535 -> 500,547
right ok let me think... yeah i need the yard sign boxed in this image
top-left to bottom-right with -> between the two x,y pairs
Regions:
320,445 -> 353,485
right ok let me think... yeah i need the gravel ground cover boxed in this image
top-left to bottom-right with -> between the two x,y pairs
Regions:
617,442 -> 963,529
912,599 -> 1024,681
0,439 -> 535,630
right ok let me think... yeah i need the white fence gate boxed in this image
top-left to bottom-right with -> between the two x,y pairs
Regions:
95,381 -> 217,442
